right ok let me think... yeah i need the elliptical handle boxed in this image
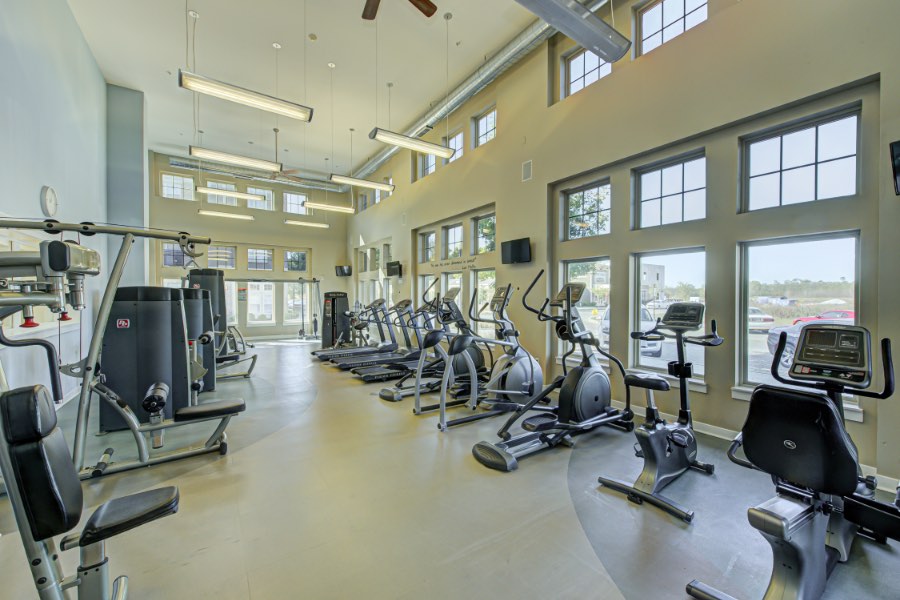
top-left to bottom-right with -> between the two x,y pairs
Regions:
421,277 -> 438,305
522,269 -> 545,316
770,332 -> 793,385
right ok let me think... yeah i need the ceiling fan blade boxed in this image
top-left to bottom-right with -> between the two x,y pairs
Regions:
362,0 -> 381,20
408,0 -> 437,18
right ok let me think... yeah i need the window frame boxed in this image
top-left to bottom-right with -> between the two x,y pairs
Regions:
420,153 -> 436,178
564,179 -> 612,241
740,107 -> 861,213
473,214 -> 496,255
420,232 -> 436,263
634,151 -> 707,229
162,242 -> 189,267
474,108 -> 497,148
247,248 -> 274,271
443,223 -> 464,259
284,250 -> 308,273
561,257 -> 612,357
207,245 -> 236,270
246,281 -> 276,326
205,180 -> 237,206
283,281 -> 305,324
563,48 -> 611,98
283,191 -> 309,215
637,0 -> 709,56
246,186 -> 275,211
160,172 -> 195,201
444,131 -> 464,164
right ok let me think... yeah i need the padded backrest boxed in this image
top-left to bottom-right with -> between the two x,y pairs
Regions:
743,385 -> 859,497
0,386 -> 83,541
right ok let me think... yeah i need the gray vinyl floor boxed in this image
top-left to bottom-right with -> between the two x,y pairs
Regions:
0,340 -> 896,599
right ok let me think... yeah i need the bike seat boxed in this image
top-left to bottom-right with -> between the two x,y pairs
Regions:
625,373 -> 670,392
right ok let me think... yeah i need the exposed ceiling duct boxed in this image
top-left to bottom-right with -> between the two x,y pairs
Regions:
167,157 -> 347,194
354,0 -> 609,179
513,0 -> 630,62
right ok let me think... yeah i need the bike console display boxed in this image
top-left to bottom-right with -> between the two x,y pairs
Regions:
550,282 -> 585,307
660,302 -> 704,330
442,287 -> 460,302
790,324 -> 871,389
489,285 -> 512,312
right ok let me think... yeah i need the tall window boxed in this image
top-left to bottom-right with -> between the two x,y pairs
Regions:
420,153 -> 436,178
383,243 -> 392,263
284,250 -> 307,272
205,181 -> 237,205
475,109 -> 497,147
742,235 -> 857,386
444,224 -> 463,259
162,242 -> 189,267
161,173 -> 194,200
636,249 -> 706,374
564,258 -> 611,348
208,245 -> 236,270
374,189 -> 382,204
247,248 -> 273,271
370,247 -> 381,271
566,182 -> 611,240
473,269 -> 496,338
445,132 -> 464,164
284,282 -> 304,324
443,272 -> 463,295
566,49 -> 610,96
640,0 -> 708,55
224,281 -> 238,325
359,193 -> 368,212
419,274 -> 437,305
474,214 -> 496,254
745,113 -> 859,211
637,155 -> 706,228
246,187 -> 274,210
247,282 -> 275,326
420,232 -> 436,262
284,192 -> 308,214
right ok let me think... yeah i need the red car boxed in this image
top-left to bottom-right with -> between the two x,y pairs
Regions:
793,309 -> 856,325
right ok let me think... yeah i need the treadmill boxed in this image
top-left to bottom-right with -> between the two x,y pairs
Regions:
313,299 -> 396,361
352,298 -> 434,382
329,299 -> 418,370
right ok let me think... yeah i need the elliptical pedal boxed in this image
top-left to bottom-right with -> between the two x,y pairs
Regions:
522,414 -> 559,432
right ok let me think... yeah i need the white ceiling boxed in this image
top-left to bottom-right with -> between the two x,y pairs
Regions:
67,0 -> 537,177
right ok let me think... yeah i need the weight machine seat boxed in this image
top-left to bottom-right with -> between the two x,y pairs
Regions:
174,399 -> 246,422
422,330 -> 445,349
742,385 -> 859,497
624,373 -> 670,392
79,486 -> 179,547
448,334 -> 475,356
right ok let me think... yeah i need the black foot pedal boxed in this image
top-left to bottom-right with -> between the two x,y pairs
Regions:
633,442 -> 643,459
522,414 -> 559,432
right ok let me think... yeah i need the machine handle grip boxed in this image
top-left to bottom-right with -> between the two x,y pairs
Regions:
770,332 -> 794,386
197,330 -> 214,345
856,338 -> 895,400
522,269 -> 544,316
726,433 -> 758,471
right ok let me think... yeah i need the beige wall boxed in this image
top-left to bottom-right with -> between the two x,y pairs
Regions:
345,0 -> 900,479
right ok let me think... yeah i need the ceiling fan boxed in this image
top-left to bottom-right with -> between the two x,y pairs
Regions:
362,0 -> 437,20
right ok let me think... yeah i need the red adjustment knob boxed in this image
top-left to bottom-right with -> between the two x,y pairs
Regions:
21,316 -> 39,328
188,340 -> 194,346
59,312 -> 72,322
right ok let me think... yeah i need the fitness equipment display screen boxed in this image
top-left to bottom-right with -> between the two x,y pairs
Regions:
552,282 -> 585,305
791,324 -> 871,388
661,302 -> 704,329
443,287 -> 460,302
489,286 -> 511,311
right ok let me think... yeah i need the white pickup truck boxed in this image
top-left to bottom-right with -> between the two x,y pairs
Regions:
600,307 -> 663,357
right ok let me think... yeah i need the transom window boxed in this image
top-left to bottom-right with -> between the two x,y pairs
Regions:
566,49 -> 611,96
284,192 -> 308,214
205,181 -> 236,206
640,0 -> 708,55
474,214 -> 496,254
421,153 -> 436,178
284,250 -> 308,272
476,109 -> 497,147
637,155 -> 706,228
446,132 -> 464,164
208,245 -> 236,270
420,232 -> 436,263
358,192 -> 368,212
162,242 -> 189,267
161,173 -> 194,200
247,248 -> 273,271
566,182 -> 611,240
246,187 -> 274,210
444,224 -> 463,259
370,247 -> 381,270
745,113 -> 859,211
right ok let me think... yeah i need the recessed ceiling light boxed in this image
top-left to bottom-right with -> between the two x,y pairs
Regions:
328,62 -> 336,69
188,10 -> 199,19
308,33 -> 318,41
272,42 -> 282,49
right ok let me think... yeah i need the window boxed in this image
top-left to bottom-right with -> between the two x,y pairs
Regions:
284,250 -> 308,272
162,242 -> 189,267
205,181 -> 237,206
374,189 -> 382,204
247,282 -> 275,326
566,49 -> 611,96
246,187 -> 274,210
420,232 -> 436,263
224,281 -> 238,326
208,245 -> 236,270
383,243 -> 392,263
745,113 -> 859,211
420,153 -> 436,178
359,193 -> 368,212
247,248 -> 273,271
475,109 -> 497,147
473,269 -> 496,338
474,215 -> 496,254
640,0 -> 708,55
636,249 -> 706,375
162,278 -> 183,289
419,274 -> 437,304
161,173 -> 194,200
445,132 -> 464,164
742,235 -> 857,386
359,250 -> 368,272
564,258 -> 611,349
637,155 -> 706,228
444,224 -> 463,259
284,282 -> 305,324
566,182 -> 611,240
370,247 -> 381,271
284,192 -> 309,214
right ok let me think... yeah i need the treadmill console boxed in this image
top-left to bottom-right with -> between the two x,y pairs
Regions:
489,285 -> 512,312
790,324 -> 871,389
367,298 -> 386,308
660,302 -> 704,330
442,287 -> 460,302
390,299 -> 412,311
550,282 -> 585,306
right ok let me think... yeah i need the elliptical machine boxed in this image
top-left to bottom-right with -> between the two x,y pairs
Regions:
597,301 -> 722,523
472,270 -> 633,472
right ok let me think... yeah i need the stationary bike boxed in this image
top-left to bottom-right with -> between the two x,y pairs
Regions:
597,302 -> 722,522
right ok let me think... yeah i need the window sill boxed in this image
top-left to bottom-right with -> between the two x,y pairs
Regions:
730,385 -> 864,422
246,322 -> 277,328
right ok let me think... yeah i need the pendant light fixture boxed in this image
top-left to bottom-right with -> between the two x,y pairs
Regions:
198,210 -> 255,221
196,187 -> 264,202
190,146 -> 282,172
179,70 -> 314,122
285,219 -> 330,229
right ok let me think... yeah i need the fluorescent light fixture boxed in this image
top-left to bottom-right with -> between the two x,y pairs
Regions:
196,186 -> 265,202
197,210 -> 255,221
284,219 -> 330,228
328,174 -> 395,193
303,201 -> 355,214
514,0 -> 631,62
190,146 -> 282,172
369,127 -> 454,159
179,70 -> 314,122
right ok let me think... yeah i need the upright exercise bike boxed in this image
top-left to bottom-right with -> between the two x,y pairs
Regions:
597,302 -> 722,522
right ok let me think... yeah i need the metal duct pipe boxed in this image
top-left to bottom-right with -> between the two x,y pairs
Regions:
355,0 -> 609,179
167,157 -> 348,194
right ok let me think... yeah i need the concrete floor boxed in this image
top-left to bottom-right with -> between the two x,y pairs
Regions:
0,340 -> 896,598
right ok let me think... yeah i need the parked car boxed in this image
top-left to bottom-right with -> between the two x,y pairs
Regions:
792,309 -> 856,325
601,307 -> 662,357
766,318 -> 854,367
748,307 -> 775,333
